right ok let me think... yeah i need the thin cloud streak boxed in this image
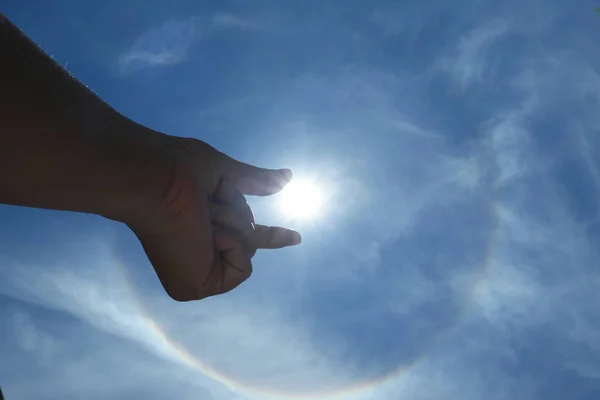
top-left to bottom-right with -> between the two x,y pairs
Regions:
118,18 -> 197,73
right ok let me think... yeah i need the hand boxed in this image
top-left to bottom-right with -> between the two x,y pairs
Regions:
127,136 -> 301,301
0,15 -> 299,302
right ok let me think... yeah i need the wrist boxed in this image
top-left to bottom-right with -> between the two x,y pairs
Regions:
95,115 -> 180,227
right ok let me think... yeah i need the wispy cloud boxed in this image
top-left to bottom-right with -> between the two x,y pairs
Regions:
9,310 -> 59,366
213,14 -> 257,31
118,18 -> 198,73
437,20 -> 508,91
117,13 -> 256,74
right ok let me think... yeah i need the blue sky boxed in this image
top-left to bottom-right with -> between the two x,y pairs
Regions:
2,0 -> 600,399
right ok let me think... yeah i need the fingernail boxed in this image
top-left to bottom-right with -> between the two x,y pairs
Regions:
291,231 -> 302,245
279,169 -> 293,183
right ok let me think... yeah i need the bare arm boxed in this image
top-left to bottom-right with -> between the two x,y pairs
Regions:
0,14 -> 173,223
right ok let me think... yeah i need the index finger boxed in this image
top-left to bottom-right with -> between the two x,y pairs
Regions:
251,225 -> 302,249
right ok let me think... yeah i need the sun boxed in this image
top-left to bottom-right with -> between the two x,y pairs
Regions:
278,179 -> 324,219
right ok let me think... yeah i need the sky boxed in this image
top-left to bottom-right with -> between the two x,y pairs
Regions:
2,0 -> 600,399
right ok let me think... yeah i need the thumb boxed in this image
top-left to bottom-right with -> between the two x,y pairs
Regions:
222,155 -> 293,196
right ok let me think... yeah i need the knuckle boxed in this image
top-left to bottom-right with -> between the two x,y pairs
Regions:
166,289 -> 195,302
165,282 -> 207,302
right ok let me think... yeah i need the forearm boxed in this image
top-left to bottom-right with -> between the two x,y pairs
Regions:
0,15 -> 175,223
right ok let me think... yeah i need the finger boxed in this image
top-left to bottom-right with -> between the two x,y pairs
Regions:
214,178 -> 255,223
209,202 -> 254,234
213,224 -> 256,259
203,249 -> 253,298
220,254 -> 253,295
205,225 -> 254,297
221,154 -> 293,196
251,225 -> 302,249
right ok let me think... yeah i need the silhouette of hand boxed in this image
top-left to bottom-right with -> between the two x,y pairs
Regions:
127,137 -> 301,301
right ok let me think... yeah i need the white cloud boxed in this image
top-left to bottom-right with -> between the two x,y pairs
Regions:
484,109 -> 535,188
213,14 -> 257,30
438,21 -> 508,90
9,310 -> 60,366
118,13 -> 256,74
118,18 -> 198,73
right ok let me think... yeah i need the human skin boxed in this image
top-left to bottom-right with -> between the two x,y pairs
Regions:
0,14 -> 301,301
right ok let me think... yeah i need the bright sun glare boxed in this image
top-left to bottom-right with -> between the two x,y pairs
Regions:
279,179 -> 324,219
